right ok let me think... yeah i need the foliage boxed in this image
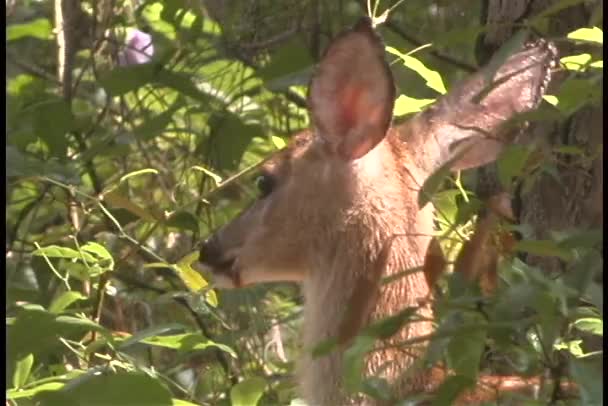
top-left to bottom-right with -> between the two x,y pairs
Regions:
6,1 -> 602,405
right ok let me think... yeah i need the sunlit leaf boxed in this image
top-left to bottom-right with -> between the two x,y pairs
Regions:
393,94 -> 435,116
12,353 -> 34,389
49,291 -> 87,314
7,18 -> 52,41
230,377 -> 266,406
139,333 -> 236,357
386,47 -> 447,94
573,317 -> 602,336
191,165 -> 223,186
567,27 -> 603,44
119,168 -> 159,184
560,53 -> 592,71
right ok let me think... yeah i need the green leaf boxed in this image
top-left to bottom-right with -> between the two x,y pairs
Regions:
259,39 -> 314,83
133,106 -> 179,140
117,323 -> 187,349
102,190 -> 160,222
230,377 -> 267,406
569,357 -> 603,405
393,95 -> 435,116
172,399 -> 200,406
567,27 -> 603,44
342,335 -> 376,393
7,18 -> 52,41
364,307 -> 417,339
560,53 -> 593,71
119,168 -> 159,183
80,242 -> 114,271
63,371 -> 173,406
573,318 -> 603,336
497,145 -> 533,189
33,245 -> 96,263
98,64 -> 158,96
431,375 -> 475,406
208,112 -> 262,171
165,210 -> 200,233
7,382 -> 65,399
543,95 -> 559,106
12,353 -> 34,389
386,47 -> 446,94
139,332 -> 236,357
156,70 -> 216,105
514,239 -> 574,261
191,165 -> 223,186
360,377 -> 392,401
49,291 -> 87,314
554,78 -> 601,116
31,98 -> 74,158
271,136 -> 287,149
447,315 -> 487,378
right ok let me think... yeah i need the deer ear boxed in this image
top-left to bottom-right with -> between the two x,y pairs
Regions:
308,17 -> 395,161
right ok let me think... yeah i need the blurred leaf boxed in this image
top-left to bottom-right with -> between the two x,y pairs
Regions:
165,210 -> 200,233
175,251 -> 218,307
191,165 -> 223,186
393,95 -> 435,116
31,99 -> 74,158
567,26 -> 603,44
102,190 -> 160,222
569,357 -> 603,404
497,145 -> 533,189
209,112 -> 262,171
139,332 -> 236,357
117,323 -> 187,349
7,382 -> 65,400
573,317 -> 602,336
554,77 -> 602,116
156,70 -> 216,105
364,307 -> 417,340
98,64 -> 158,96
514,239 -> 573,261
387,47 -> 447,94
342,335 -> 375,393
447,314 -> 487,378
560,53 -> 592,71
431,375 -> 475,406
7,18 -> 52,41
543,95 -> 559,106
172,399 -> 200,406
230,377 -> 266,406
271,136 -> 287,149
12,353 -> 34,389
63,371 -> 173,406
259,39 -> 314,82
81,242 -> 114,271
33,245 -> 96,263
119,168 -> 159,183
49,291 -> 87,314
360,377 -> 392,401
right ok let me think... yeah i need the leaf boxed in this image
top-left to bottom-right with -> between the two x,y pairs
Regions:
514,239 -> 573,261
567,27 -> 603,44
102,190 -> 160,222
174,251 -> 218,307
393,95 -> 435,116
137,332 -> 236,356
172,399 -> 200,406
33,245 -> 96,263
132,105 -> 179,140
208,112 -> 262,171
431,375 -> 475,406
342,335 -> 376,393
116,323 -> 187,349
31,98 -> 74,158
360,377 -> 392,401
560,53 -> 593,71
7,382 -> 65,400
12,353 -> 34,389
63,371 -> 173,406
497,145 -> 533,189
80,242 -> 114,271
156,70 -> 216,105
569,357 -> 603,405
165,210 -> 200,233
543,95 -> 559,106
554,78 -> 602,116
259,39 -> 314,82
386,47 -> 447,94
230,377 -> 267,406
49,291 -> 87,314
573,318 -> 603,336
119,168 -> 159,183
364,307 -> 418,340
191,165 -> 223,186
98,64 -> 158,96
7,18 -> 52,41
447,314 -> 487,379
271,136 -> 287,149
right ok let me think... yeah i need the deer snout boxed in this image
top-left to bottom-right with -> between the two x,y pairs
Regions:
199,236 -> 240,288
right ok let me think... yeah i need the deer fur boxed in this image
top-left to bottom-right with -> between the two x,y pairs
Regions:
199,17 -> 557,405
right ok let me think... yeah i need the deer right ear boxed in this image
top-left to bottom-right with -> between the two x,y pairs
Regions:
308,18 -> 395,161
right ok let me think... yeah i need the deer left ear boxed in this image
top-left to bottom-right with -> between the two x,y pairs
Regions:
308,17 -> 395,161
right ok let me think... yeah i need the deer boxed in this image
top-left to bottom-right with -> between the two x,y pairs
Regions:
198,17 -> 560,405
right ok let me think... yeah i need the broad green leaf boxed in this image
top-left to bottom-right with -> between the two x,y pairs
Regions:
102,190 -> 160,222
364,307 -> 417,339
567,27 -> 603,44
33,245 -> 96,264
560,53 -> 592,71
430,375 -> 475,406
133,104 -> 180,140
573,317 -> 603,336
7,382 -> 65,399
447,315 -> 487,378
271,136 -> 287,149
80,242 -> 114,271
117,323 -> 186,349
191,165 -> 223,186
12,353 -> 34,389
208,112 -> 262,171
569,357 -> 603,405
172,399 -> 200,406
7,18 -> 52,41
64,371 -> 173,406
230,377 -> 267,406
98,64 -> 158,96
497,145 -> 533,189
258,39 -> 314,83
514,240 -> 573,261
119,168 -> 159,184
165,210 -> 200,233
139,333 -> 236,357
590,60 -> 603,68
386,47 -> 446,94
342,335 -> 376,393
554,78 -> 602,116
49,291 -> 87,314
543,95 -> 559,106
393,95 -> 435,116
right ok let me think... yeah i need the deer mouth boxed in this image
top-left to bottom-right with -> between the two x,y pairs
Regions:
203,257 -> 242,288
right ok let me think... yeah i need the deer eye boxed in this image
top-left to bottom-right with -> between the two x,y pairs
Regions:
255,174 -> 275,198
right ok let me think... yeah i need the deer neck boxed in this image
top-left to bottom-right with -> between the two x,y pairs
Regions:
299,151 -> 435,404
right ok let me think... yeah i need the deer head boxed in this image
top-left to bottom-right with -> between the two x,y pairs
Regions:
198,17 -> 556,404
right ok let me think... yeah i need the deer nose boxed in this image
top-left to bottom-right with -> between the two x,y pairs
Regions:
199,236 -> 224,267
